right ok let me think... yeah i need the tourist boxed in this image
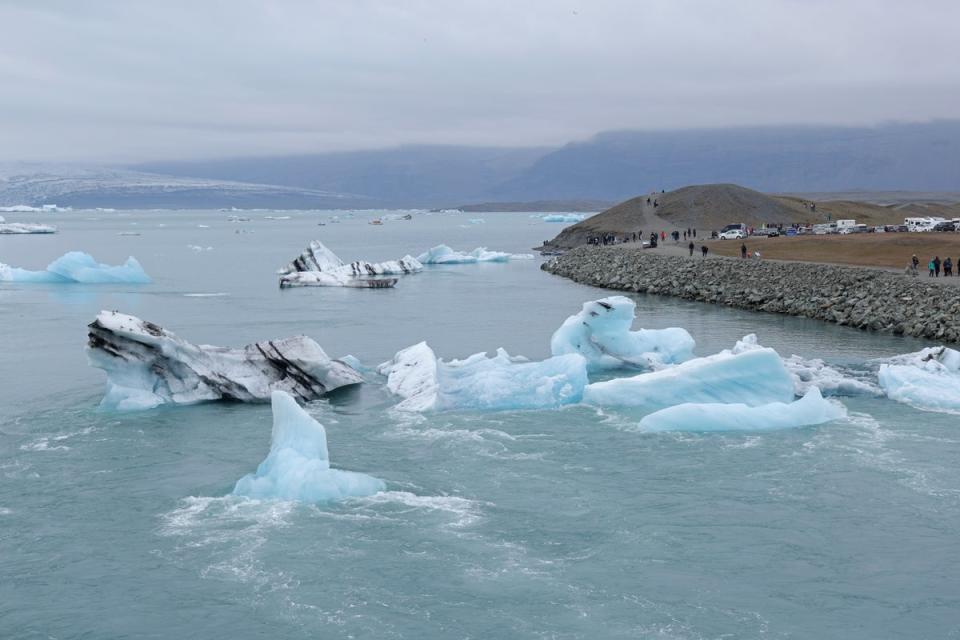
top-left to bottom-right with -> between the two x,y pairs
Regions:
688,241 -> 694,256
661,231 -> 666,241
912,254 -> 920,271
701,245 -> 708,258
944,257 -> 953,277
740,243 -> 747,259
934,256 -> 942,277
929,258 -> 936,277
692,228 -> 697,238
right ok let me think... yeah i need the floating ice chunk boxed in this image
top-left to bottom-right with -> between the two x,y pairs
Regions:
278,240 -> 420,288
232,391 -> 385,502
468,218 -> 485,224
551,296 -> 694,371
542,213 -> 586,223
0,252 -> 150,283
87,311 -> 362,410
583,347 -> 794,410
187,245 -> 213,252
0,205 -> 42,212
0,222 -> 58,234
416,245 -> 534,264
378,341 -> 588,412
733,334 -> 880,396
877,346 -> 960,414
638,388 -> 847,432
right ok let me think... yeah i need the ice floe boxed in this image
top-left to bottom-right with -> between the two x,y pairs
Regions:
0,222 -> 58,234
278,240 -> 420,288
583,346 -> 795,411
541,213 -> 586,223
0,251 -> 150,283
638,388 -> 847,432
416,245 -> 534,264
87,311 -> 362,410
732,334 -> 880,396
550,296 -> 694,371
378,341 -> 588,412
878,346 -> 960,414
232,391 -> 385,502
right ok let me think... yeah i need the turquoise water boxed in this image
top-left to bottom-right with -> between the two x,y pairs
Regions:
1,210 -> 958,639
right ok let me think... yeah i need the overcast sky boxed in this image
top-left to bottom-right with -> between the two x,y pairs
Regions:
1,0 -> 958,162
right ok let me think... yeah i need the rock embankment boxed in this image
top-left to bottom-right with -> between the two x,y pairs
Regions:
542,247 -> 960,343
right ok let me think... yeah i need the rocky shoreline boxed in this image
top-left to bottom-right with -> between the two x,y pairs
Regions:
542,246 -> 960,343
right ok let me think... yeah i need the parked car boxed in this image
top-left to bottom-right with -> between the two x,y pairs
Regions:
752,228 -> 780,237
718,228 -> 747,240
932,221 -> 957,232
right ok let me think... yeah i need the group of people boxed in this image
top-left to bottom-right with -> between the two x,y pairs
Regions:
912,254 -> 956,277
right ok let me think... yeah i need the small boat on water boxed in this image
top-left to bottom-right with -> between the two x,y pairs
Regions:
369,218 -> 383,225
401,214 -> 412,220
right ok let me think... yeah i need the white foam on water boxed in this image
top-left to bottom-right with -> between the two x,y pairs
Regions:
355,491 -> 489,529
183,292 -> 230,297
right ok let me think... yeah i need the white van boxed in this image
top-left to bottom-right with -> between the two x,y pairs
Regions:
836,219 -> 856,230
904,217 -> 944,232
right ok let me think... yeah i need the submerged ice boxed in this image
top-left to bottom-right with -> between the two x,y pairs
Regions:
416,245 -> 534,264
639,387 -> 847,432
378,341 -> 588,412
0,251 -> 150,283
232,391 -> 385,502
878,346 -> 960,414
87,311 -> 362,410
550,296 -> 694,371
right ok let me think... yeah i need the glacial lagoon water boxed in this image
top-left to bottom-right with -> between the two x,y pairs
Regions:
1,209 -> 958,638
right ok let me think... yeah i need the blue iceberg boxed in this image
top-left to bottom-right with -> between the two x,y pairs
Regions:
232,391 -> 385,502
378,341 -> 588,412
583,347 -> 795,411
638,387 -> 847,432
0,251 -> 151,284
878,346 -> 960,414
551,296 -> 695,371
541,213 -> 586,223
416,245 -> 534,264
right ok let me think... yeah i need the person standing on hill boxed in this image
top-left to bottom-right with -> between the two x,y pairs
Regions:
688,241 -> 695,256
661,231 -> 666,241
692,228 -> 697,238
740,243 -> 748,259
934,256 -> 942,277
701,245 -> 708,258
929,258 -> 936,277
944,257 -> 953,277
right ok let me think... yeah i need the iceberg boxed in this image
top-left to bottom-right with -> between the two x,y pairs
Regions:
551,296 -> 694,370
378,341 -> 588,412
732,334 -> 880,396
583,347 -> 794,411
415,245 -> 534,264
542,213 -> 586,223
278,240 -> 420,288
0,222 -> 58,234
87,311 -> 363,410
638,388 -> 847,432
232,391 -> 385,502
0,251 -> 150,283
877,346 -> 960,414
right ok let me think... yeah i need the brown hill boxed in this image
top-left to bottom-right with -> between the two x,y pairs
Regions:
542,184 -> 810,249
541,183 -> 960,250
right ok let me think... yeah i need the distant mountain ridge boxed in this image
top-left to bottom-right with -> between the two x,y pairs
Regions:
2,122 -> 957,208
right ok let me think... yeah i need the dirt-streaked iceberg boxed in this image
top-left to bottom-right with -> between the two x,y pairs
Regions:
378,341 -> 588,412
583,346 -> 795,411
278,240 -> 421,288
551,296 -> 694,371
638,387 -> 847,432
232,391 -> 385,502
0,222 -> 57,234
87,311 -> 362,410
0,251 -> 149,283
878,346 -> 960,414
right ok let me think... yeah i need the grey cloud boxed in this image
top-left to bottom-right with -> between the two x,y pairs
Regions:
1,0 -> 958,162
